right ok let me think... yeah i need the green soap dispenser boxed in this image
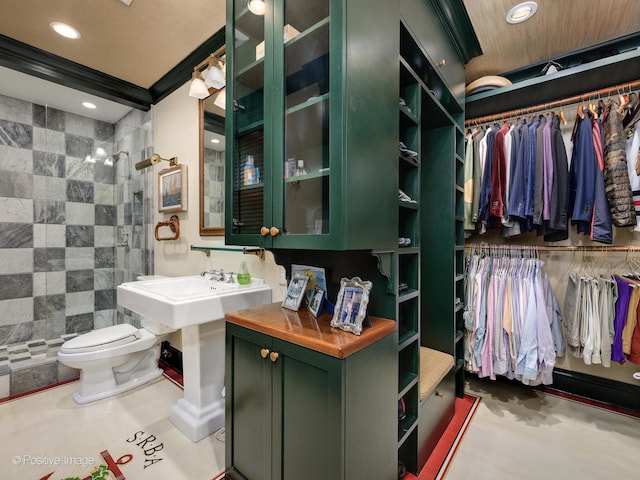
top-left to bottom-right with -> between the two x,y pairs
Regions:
237,261 -> 251,285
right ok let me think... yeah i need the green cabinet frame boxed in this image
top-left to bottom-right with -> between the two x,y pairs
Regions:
225,0 -> 398,250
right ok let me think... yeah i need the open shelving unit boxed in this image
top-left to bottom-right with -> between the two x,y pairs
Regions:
397,17 -> 467,474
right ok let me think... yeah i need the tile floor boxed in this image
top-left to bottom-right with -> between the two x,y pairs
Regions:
444,376 -> 640,480
0,334 -> 79,398
0,376 -> 224,480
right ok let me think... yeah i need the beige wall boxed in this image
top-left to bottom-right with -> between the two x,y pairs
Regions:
151,82 -> 287,346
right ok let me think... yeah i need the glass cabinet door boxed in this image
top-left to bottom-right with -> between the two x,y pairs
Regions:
230,0 -> 269,237
277,0 -> 330,236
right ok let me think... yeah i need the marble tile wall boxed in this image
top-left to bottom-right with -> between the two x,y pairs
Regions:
203,147 -> 225,229
0,93 -> 154,396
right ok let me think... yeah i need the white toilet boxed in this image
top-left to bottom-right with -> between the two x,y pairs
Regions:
58,276 -> 175,405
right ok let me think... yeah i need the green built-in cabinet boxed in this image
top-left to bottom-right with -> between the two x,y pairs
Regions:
224,0 -> 479,477
225,306 -> 397,480
225,0 -> 398,250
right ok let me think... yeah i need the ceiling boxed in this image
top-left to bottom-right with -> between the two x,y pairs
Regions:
0,0 -> 639,122
463,0 -> 640,84
0,0 -> 225,122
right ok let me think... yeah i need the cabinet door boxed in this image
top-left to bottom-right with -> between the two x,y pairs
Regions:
271,338 -> 342,480
227,0 -> 273,245
273,0 -> 331,244
226,326 -> 273,480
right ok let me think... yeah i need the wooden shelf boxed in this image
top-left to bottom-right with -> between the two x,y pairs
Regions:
466,48 -> 640,119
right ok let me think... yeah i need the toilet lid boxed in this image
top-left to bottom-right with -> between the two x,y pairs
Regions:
61,324 -> 141,353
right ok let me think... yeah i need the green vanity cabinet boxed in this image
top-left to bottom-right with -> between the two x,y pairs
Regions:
225,304 -> 397,480
225,0 -> 398,250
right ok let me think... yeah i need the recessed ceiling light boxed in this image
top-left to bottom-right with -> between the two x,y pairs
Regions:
506,1 -> 538,24
82,101 -> 97,109
50,22 -> 81,39
247,0 -> 266,15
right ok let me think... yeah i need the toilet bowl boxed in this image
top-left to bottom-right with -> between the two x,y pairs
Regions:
58,323 -> 164,404
58,276 -> 174,405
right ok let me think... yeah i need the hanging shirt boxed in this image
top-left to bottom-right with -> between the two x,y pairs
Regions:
597,275 -> 617,368
627,297 -> 640,365
533,115 -> 547,225
563,272 -> 583,357
612,276 -> 632,363
489,123 -> 510,219
626,127 -> 640,231
508,121 -> 528,219
590,117 -> 613,244
603,101 -> 636,227
464,132 -> 476,231
542,115 -> 554,221
478,125 -> 499,223
548,115 -> 569,233
569,116 -> 596,231
471,129 -> 486,223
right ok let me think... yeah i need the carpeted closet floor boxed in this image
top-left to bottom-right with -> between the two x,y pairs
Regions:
442,376 -> 640,480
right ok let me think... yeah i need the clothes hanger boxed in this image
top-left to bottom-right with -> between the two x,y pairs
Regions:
618,87 -> 630,114
558,109 -> 567,125
623,90 -> 640,129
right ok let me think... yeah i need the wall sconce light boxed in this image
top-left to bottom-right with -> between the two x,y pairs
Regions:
135,153 -> 178,171
189,71 -> 210,99
247,0 -> 265,15
213,88 -> 226,110
188,45 -> 226,99
204,60 -> 225,90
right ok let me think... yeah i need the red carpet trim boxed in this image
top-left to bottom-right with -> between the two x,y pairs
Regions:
535,385 -> 640,419
0,377 -> 79,404
404,394 -> 481,480
159,363 -> 184,389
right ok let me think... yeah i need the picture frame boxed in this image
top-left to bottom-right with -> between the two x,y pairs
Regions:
282,274 -> 309,311
158,165 -> 188,212
291,264 -> 327,305
330,277 -> 373,335
307,286 -> 326,317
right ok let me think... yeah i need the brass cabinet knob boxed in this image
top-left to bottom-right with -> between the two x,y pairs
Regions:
269,226 -> 280,237
260,348 -> 270,359
438,59 -> 446,67
269,351 -> 279,362
260,226 -> 269,236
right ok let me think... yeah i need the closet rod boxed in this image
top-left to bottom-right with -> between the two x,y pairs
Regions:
465,243 -> 640,252
465,78 -> 640,126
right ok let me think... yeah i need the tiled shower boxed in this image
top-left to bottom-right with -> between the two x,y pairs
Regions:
0,93 -> 154,397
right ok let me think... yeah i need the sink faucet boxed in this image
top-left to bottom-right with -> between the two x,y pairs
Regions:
201,269 -> 225,282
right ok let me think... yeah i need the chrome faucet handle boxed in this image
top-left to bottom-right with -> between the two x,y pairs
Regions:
201,269 -> 224,281
226,272 -> 236,283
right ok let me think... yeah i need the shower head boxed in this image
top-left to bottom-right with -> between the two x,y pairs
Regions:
85,149 -> 128,167
104,151 -> 129,167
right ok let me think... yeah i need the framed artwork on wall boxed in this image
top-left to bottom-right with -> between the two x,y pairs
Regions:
158,165 -> 188,212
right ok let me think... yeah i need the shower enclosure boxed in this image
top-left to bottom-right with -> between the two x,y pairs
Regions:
0,96 -> 155,397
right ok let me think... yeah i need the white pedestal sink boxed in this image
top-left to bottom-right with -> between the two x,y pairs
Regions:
117,275 -> 272,442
